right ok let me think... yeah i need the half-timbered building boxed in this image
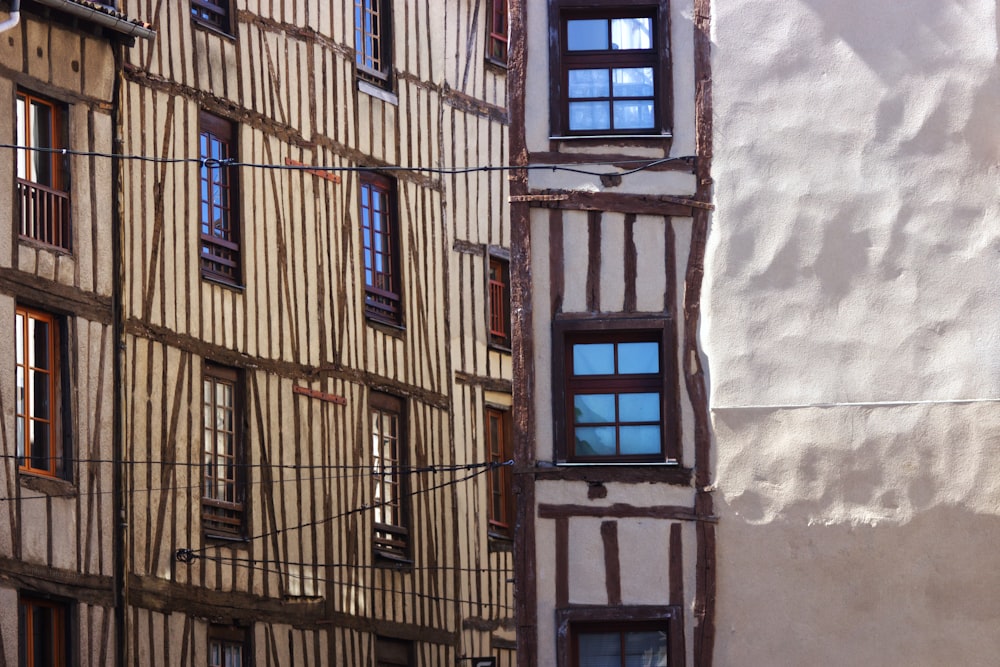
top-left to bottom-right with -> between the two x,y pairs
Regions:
0,1 -> 153,665
117,1 -> 513,666
509,0 -> 715,665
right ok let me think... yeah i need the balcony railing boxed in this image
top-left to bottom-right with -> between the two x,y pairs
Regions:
17,178 -> 71,251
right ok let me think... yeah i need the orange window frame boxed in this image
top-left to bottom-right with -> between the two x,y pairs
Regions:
21,596 -> 67,667
486,407 -> 513,537
15,307 -> 59,477
15,91 -> 65,191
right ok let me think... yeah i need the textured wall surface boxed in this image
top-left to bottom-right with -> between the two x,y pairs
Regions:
707,1 -> 1000,663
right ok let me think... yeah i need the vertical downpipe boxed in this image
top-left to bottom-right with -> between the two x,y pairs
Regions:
111,40 -> 126,667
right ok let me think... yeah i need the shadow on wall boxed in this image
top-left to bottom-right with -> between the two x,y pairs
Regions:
714,503 -> 1000,666
802,0 -> 1000,165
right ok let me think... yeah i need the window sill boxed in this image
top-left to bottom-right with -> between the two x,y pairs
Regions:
484,57 -> 509,73
365,314 -> 406,337
488,533 -> 514,550
204,532 -> 249,547
191,17 -> 236,40
550,132 -> 672,141
18,235 -> 74,257
374,551 -> 413,568
488,340 -> 512,354
357,79 -> 398,106
533,462 -> 692,485
19,472 -> 76,497
201,272 -> 245,292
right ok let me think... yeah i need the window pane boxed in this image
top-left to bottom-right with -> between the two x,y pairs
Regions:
619,392 -> 660,422
568,69 -> 610,98
31,605 -> 55,667
614,100 -> 656,129
611,17 -> 652,50
618,342 -> 659,374
612,67 -> 654,97
575,426 -> 616,456
29,318 -> 50,370
31,370 -> 50,419
619,425 -> 661,455
573,343 -> 614,375
15,97 -> 26,179
569,101 -> 611,131
30,101 -> 53,186
578,632 -> 621,665
574,394 -> 616,424
31,420 -> 50,468
624,631 -> 668,667
567,19 -> 608,50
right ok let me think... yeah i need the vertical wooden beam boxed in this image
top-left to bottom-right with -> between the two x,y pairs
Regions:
600,521 -> 621,605
688,0 -> 716,665
555,517 -> 569,608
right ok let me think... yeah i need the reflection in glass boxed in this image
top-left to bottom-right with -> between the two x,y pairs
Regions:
618,342 -> 659,374
574,394 -> 616,424
575,427 -> 616,456
573,343 -> 615,374
619,392 -> 660,422
610,17 -> 652,50
568,69 -> 610,98
567,18 -> 608,50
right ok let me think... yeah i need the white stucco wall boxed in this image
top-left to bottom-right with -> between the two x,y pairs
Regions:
707,1 -> 1000,664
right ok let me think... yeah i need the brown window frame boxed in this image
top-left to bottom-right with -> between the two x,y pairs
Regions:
370,392 -> 410,563
556,606 -> 683,667
486,407 -> 513,538
360,173 -> 403,326
20,594 -> 70,667
548,0 -> 672,138
553,317 -> 678,464
355,0 -> 393,87
208,625 -> 250,667
488,255 -> 511,348
199,111 -> 242,285
15,90 -> 71,251
486,0 -> 509,66
191,0 -> 233,35
16,307 -> 69,479
202,364 -> 246,539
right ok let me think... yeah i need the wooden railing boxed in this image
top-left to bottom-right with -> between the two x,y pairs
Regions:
17,178 -> 71,250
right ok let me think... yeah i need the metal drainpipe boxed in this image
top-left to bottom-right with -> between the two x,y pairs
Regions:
0,0 -> 21,35
111,40 -> 126,667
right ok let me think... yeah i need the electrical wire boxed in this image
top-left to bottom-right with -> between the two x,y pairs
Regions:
176,463 -> 503,558
0,459 -> 511,502
0,143 -> 693,179
193,552 -> 514,612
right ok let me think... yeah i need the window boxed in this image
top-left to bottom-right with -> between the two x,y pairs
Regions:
486,0 -> 509,65
486,408 -> 512,538
16,307 -> 65,477
209,626 -> 248,667
557,607 -> 683,667
551,2 -> 670,136
376,636 -> 413,667
554,319 -> 677,463
20,595 -> 68,667
371,393 -> 409,561
355,0 -> 392,85
573,623 -> 668,667
191,0 -> 232,34
16,91 -> 71,250
203,365 -> 245,537
199,111 -> 241,285
488,256 -> 511,347
360,173 -> 402,325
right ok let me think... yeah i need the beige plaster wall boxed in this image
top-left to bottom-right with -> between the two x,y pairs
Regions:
707,0 -> 1000,663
